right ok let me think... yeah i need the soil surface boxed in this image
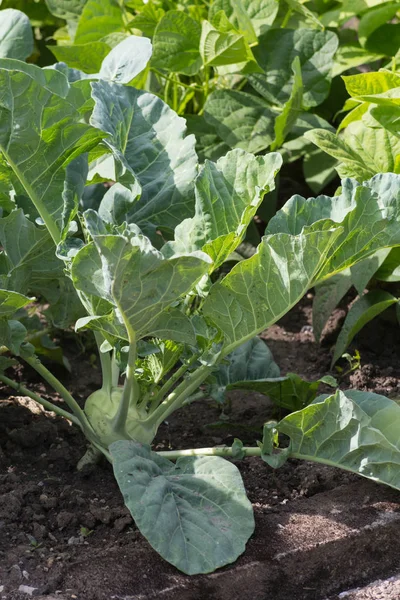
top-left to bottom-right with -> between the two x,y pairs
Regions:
1,297 -> 400,600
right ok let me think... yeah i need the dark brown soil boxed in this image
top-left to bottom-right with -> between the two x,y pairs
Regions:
1,298 -> 400,600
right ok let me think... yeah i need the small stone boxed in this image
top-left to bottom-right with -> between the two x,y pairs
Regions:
56,511 -> 75,529
32,523 -> 47,541
39,495 -> 58,510
18,585 -> 38,596
114,516 -> 132,533
9,564 -> 23,584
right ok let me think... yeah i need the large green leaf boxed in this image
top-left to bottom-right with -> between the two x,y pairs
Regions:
0,63 -> 105,242
249,29 -> 338,108
45,0 -> 87,21
275,390 -> 400,491
110,440 -> 255,574
204,174 -> 400,352
209,0 -> 278,36
332,290 -> 398,365
200,20 -> 254,67
99,35 -> 152,84
312,269 -> 352,343
71,231 -> 211,340
90,80 -> 198,231
152,11 -> 202,76
204,90 -> 278,154
74,0 -> 124,45
164,149 -> 282,269
0,289 -> 32,316
0,8 -> 33,60
359,3 -> 400,48
49,42 -> 111,74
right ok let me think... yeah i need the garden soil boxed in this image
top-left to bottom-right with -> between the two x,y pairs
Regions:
1,295 -> 400,600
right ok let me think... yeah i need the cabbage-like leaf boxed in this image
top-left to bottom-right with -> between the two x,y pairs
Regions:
164,149 -> 282,269
99,36 -> 152,84
90,80 -> 198,231
0,8 -> 33,60
0,62 -> 105,242
71,232 -> 211,341
275,390 -> 400,491
110,440 -> 255,574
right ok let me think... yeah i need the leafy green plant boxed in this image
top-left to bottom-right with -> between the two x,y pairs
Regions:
1,50 -> 400,575
307,68 -> 400,360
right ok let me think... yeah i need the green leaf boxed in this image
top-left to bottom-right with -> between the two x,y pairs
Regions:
152,11 -> 202,76
128,3 -> 165,38
303,149 -> 338,194
204,173 -> 400,352
0,8 -> 33,60
312,269 -> 353,343
250,29 -> 339,108
49,42 -> 111,74
71,231 -> 211,341
0,64 -> 105,242
0,318 -> 27,355
204,90 -> 278,154
200,20 -> 254,67
342,71 -> 400,102
0,289 -> 32,316
375,247 -> 400,282
164,149 -> 282,269
99,35 -> 152,84
332,290 -> 398,365
110,440 -> 255,574
231,373 -> 337,412
358,2 -> 400,47
74,0 -> 124,45
350,248 -> 391,295
365,23 -> 400,57
45,0 -> 87,21
332,45 -> 384,78
278,390 -> 400,491
271,56 -> 303,151
209,0 -> 279,36
90,80 -> 198,231
207,337 -> 280,403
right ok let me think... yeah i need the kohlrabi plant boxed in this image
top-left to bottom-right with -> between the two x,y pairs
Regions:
1,54 -> 400,576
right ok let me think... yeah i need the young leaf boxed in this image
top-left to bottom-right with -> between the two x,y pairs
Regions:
152,11 -> 202,76
110,440 -> 255,574
99,36 -> 152,84
278,390 -> 400,491
271,56 -> 303,151
332,290 -> 399,365
250,29 -> 339,108
200,20 -> 255,67
0,8 -> 33,60
90,80 -> 198,231
164,149 -> 282,268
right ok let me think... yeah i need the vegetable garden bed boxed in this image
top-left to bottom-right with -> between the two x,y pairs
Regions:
1,300 -> 400,600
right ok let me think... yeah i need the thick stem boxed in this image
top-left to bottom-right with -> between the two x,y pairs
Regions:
158,446 -> 262,460
150,354 -> 199,411
111,349 -> 120,388
0,373 -> 80,425
148,365 -> 212,428
111,339 -> 138,434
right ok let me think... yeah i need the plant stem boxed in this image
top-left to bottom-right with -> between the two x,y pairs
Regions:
158,446 -> 262,460
0,373 -> 80,425
22,354 -> 95,436
111,338 -> 138,433
148,365 -> 212,427
149,354 -> 199,411
182,391 -> 207,406
94,332 -> 112,394
281,8 -> 293,28
111,349 -> 120,388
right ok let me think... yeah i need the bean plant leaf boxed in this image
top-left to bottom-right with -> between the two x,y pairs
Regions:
0,289 -> 32,316
249,29 -> 339,108
49,42 -> 111,74
152,11 -> 202,76
200,20 -> 254,67
0,8 -> 33,60
332,290 -> 399,365
90,80 -> 198,231
71,231 -> 211,341
110,440 -> 255,574
45,0 -> 87,21
99,36 -> 152,84
74,0 -> 125,45
276,390 -> 400,491
231,373 -> 337,412
204,90 -> 278,154
271,56 -> 303,151
209,0 -> 279,36
164,149 -> 282,269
